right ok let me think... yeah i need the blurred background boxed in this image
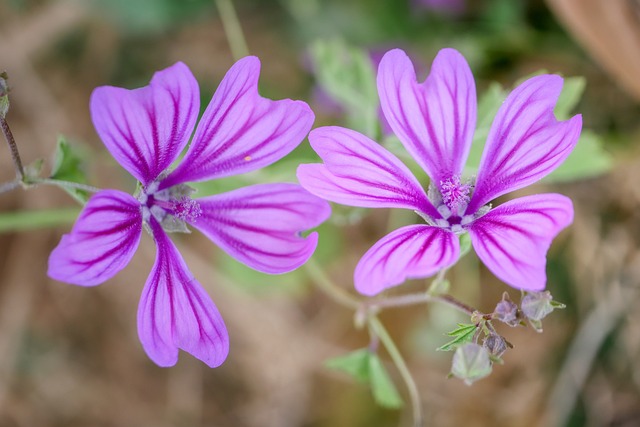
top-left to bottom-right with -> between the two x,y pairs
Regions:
0,0 -> 639,426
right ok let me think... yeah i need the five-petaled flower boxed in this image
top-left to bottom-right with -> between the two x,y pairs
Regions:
298,48 -> 581,296
48,57 -> 330,367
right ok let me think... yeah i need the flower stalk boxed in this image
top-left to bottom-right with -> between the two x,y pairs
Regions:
0,116 -> 24,182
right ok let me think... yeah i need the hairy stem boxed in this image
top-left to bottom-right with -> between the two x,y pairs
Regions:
215,0 -> 250,60
366,291 -> 476,316
0,116 -> 25,181
0,179 -> 20,194
369,316 -> 423,427
32,178 -> 101,194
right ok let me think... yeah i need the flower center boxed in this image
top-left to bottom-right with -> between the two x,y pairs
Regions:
138,182 -> 200,233
421,175 -> 488,235
440,176 -> 471,214
170,197 -> 202,222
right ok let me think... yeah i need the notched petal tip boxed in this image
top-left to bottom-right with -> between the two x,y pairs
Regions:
469,74 -> 582,211
138,222 -> 229,368
90,61 -> 200,185
162,56 -> 314,187
378,46 -> 477,186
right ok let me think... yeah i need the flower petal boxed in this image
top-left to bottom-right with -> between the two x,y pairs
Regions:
48,190 -> 142,286
189,183 -> 330,274
468,194 -> 573,291
297,126 -> 437,216
378,48 -> 477,186
161,57 -> 314,188
90,62 -> 199,185
355,225 -> 459,296
468,75 -> 582,213
138,220 -> 229,368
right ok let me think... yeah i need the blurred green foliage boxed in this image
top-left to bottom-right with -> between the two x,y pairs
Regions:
326,348 -> 403,409
92,0 -> 215,34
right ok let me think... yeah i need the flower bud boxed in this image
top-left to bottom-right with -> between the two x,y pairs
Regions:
493,292 -> 519,326
483,333 -> 508,358
521,291 -> 555,321
450,343 -> 492,385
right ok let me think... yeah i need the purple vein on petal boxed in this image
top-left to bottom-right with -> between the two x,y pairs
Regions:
138,219 -> 229,368
354,225 -> 459,296
298,126 -> 437,216
469,75 -> 582,212
189,183 -> 330,274
91,62 -> 199,185
48,190 -> 143,287
162,57 -> 313,188
468,193 -> 573,291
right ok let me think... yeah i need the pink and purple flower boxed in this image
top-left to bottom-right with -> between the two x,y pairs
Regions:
48,57 -> 330,367
298,48 -> 581,296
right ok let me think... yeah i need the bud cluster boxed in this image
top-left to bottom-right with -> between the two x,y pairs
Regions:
448,290 -> 565,385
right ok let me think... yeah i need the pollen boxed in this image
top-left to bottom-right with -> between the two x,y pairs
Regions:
171,197 -> 203,222
440,176 -> 471,214
244,155 -> 252,161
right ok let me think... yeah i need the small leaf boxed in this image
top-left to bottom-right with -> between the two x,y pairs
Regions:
464,82 -> 506,173
325,348 -> 371,383
0,71 -> 9,118
309,39 -> 379,138
450,343 -> 492,385
458,233 -> 472,259
545,130 -> 612,182
528,318 -> 543,333
554,76 -> 586,120
476,82 -> 506,130
24,158 -> 44,182
368,353 -> 404,409
428,278 -> 450,295
50,136 -> 89,204
437,323 -> 477,352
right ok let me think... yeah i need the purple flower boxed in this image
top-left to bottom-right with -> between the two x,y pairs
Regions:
298,48 -> 581,296
48,57 -> 330,367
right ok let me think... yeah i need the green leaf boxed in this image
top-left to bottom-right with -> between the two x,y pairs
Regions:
309,39 -> 379,138
554,76 -> 586,120
0,71 -> 9,118
24,158 -> 44,182
50,136 -> 89,204
458,233 -> 472,259
368,353 -> 403,409
545,130 -> 612,182
437,323 -> 477,352
464,82 -> 506,174
325,348 -> 371,383
325,349 -> 403,409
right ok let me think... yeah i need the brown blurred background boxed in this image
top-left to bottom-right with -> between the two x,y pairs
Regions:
0,0 -> 639,426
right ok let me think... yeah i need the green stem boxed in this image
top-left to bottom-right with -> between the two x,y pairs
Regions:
215,0 -> 250,60
369,316 -> 423,427
31,178 -> 101,194
303,258 -> 359,310
0,207 -> 80,232
366,291 -> 475,316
